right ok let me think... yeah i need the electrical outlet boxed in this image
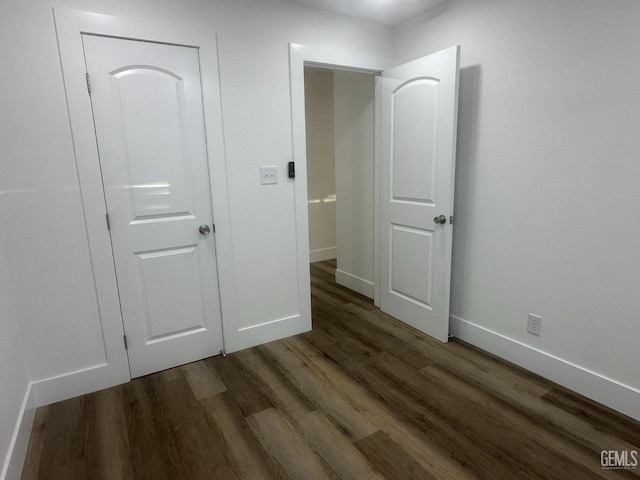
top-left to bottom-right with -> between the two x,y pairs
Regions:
527,313 -> 542,336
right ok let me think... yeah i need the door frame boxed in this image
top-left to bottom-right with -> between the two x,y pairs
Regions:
54,7 -> 237,392
289,44 -> 392,307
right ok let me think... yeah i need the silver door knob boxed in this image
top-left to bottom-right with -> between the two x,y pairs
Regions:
434,215 -> 447,225
199,224 -> 211,235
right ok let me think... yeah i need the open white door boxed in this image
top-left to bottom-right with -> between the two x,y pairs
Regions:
83,35 -> 224,378
379,46 -> 460,343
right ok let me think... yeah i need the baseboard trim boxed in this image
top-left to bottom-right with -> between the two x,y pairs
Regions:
1,383 -> 35,480
450,315 -> 640,422
309,247 -> 336,263
335,269 -> 374,299
30,363 -> 129,410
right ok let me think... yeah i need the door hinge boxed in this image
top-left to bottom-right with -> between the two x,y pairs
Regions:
123,335 -> 128,350
85,72 -> 91,95
106,212 -> 111,231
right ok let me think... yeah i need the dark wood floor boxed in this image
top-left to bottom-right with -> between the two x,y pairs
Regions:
22,260 -> 640,479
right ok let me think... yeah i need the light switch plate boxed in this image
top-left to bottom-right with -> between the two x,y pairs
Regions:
260,166 -> 278,185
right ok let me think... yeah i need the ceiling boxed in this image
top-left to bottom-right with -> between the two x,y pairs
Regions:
284,0 -> 449,27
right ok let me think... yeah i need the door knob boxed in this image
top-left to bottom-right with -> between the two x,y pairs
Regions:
434,215 -> 447,225
199,224 -> 211,235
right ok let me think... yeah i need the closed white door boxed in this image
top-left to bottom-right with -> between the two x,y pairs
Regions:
379,46 -> 460,343
82,35 -> 224,378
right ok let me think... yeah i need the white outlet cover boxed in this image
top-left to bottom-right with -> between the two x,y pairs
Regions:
260,166 -> 278,185
527,313 -> 542,336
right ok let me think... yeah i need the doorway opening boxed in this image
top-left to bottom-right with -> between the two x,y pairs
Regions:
291,44 -> 459,344
303,66 -> 377,300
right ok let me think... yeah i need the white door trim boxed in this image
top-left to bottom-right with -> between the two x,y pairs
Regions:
53,7 -> 236,400
289,43 -> 392,307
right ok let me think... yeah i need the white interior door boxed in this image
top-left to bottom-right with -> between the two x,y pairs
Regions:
82,35 -> 224,378
379,46 -> 460,343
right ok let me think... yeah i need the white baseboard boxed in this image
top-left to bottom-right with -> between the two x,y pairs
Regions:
1,384 -> 35,480
2,359 -> 129,479
309,247 -> 336,263
31,363 -> 130,409
450,315 -> 640,422
335,269 -> 374,299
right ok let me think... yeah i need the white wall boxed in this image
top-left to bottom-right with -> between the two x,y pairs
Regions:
0,0 -> 394,402
305,69 -> 337,263
334,71 -> 376,298
0,238 -> 30,480
395,0 -> 640,419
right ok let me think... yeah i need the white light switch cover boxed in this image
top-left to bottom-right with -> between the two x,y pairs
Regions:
260,166 -> 278,185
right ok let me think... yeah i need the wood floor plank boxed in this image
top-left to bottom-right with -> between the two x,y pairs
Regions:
247,408 -> 338,479
22,260 -> 640,480
20,405 -> 49,480
261,340 -> 380,441
310,283 -> 353,308
342,301 -> 639,469
88,387 -> 134,480
200,392 -> 286,480
313,295 -> 431,369
343,301 -> 553,397
312,302 -> 632,478
542,386 -> 640,447
311,259 -> 337,276
420,359 -> 639,462
300,326 -> 527,479
355,430 -> 437,480
310,276 -> 373,310
35,396 -> 92,480
373,350 -> 603,479
207,353 -> 273,417
289,331 -> 480,479
234,346 -> 316,421
179,359 -> 227,400
421,363 -> 628,480
121,376 -> 184,480
295,410 -> 386,480
155,376 -> 235,479
338,302 -> 630,460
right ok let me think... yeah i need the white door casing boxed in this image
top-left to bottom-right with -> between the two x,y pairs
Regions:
379,46 -> 460,342
54,8 -> 236,399
83,35 -> 224,378
289,43 -> 390,315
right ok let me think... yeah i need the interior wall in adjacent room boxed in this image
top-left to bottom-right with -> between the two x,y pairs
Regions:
334,70 -> 375,298
305,68 -> 337,263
